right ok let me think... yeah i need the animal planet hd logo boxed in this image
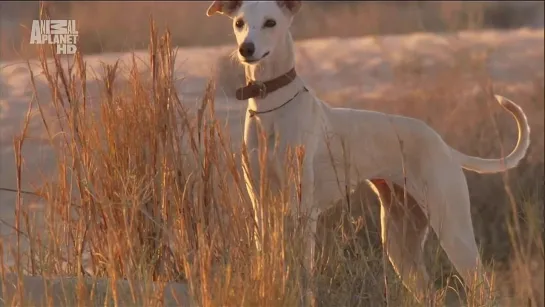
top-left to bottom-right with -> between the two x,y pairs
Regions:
29,20 -> 79,55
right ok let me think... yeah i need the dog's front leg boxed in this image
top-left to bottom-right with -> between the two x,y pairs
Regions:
296,154 -> 319,307
242,145 -> 264,253
242,116 -> 266,253
300,169 -> 318,275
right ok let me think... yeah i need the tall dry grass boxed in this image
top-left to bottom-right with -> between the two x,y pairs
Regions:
2,12 -> 315,307
1,6 -> 543,307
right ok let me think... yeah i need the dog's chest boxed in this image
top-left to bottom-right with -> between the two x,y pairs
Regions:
244,116 -> 277,149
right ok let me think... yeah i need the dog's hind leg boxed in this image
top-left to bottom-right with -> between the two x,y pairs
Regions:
370,179 -> 432,302
422,165 -> 490,298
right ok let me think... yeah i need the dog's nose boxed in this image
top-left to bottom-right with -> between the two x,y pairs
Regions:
239,42 -> 255,58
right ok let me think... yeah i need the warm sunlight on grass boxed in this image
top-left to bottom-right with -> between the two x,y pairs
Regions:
0,5 -> 543,307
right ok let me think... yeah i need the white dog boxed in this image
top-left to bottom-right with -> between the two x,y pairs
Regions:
206,0 -> 531,304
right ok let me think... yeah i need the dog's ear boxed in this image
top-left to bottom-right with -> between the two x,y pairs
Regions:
276,0 -> 302,15
206,1 -> 242,17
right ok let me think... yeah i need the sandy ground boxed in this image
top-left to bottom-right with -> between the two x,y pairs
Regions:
0,273 -> 194,306
0,28 -> 543,302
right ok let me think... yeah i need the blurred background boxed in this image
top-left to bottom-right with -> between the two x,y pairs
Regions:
1,1 -> 544,61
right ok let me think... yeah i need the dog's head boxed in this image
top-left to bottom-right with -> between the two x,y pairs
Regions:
206,1 -> 301,65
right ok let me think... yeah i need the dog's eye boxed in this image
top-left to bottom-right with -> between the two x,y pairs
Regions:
235,19 -> 245,29
263,19 -> 276,28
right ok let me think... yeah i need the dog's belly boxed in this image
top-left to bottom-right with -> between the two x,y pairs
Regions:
311,106 -> 408,209
312,159 -> 355,209
312,150 -> 395,210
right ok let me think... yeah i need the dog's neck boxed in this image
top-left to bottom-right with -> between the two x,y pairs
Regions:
243,32 -> 304,113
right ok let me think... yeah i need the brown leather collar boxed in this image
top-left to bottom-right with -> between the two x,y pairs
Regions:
235,67 -> 297,100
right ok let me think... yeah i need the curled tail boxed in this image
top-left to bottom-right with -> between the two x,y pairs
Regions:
452,95 -> 531,174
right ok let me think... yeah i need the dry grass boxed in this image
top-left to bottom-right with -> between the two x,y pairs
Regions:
1,4 -> 543,307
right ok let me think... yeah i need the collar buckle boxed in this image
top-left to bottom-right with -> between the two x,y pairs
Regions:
250,81 -> 268,99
